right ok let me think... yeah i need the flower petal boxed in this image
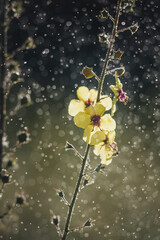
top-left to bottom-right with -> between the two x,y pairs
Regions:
85,105 -> 95,116
93,143 -> 103,156
99,145 -> 113,165
90,130 -> 105,145
101,158 -> 112,165
94,103 -> 106,116
111,99 -> 117,117
74,112 -> 91,129
83,125 -> 93,143
107,130 -> 115,144
89,89 -> 98,102
100,96 -> 112,111
110,85 -> 119,96
68,100 -> 85,116
115,77 -> 123,89
100,114 -> 116,131
77,86 -> 90,102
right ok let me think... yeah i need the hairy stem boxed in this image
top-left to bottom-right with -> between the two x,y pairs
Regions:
62,144 -> 90,240
0,204 -> 16,219
97,0 -> 122,102
61,1 -> 122,239
0,0 -> 6,172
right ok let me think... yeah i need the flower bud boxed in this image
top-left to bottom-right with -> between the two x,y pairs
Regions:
95,164 -> 105,173
52,215 -> 60,226
0,170 -> 10,184
58,191 -> 64,198
55,189 -> 64,198
11,73 -> 19,82
83,179 -> 89,187
98,33 -> 110,44
84,218 -> 93,227
16,196 -> 24,205
25,37 -> 36,49
65,141 -> 74,151
20,96 -> 29,106
18,132 -> 27,143
1,175 -> 10,184
6,160 -> 13,169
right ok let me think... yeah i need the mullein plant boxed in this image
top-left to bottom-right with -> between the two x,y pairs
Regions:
0,0 -> 35,226
52,0 -> 138,239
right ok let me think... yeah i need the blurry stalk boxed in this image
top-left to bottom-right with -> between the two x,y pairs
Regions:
0,0 -> 7,172
61,0 -> 122,239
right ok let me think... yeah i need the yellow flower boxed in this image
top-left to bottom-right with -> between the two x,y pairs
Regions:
110,77 -> 128,116
74,103 -> 116,145
93,131 -> 118,165
68,86 -> 112,117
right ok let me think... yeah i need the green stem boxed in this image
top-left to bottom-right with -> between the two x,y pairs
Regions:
61,1 -> 122,239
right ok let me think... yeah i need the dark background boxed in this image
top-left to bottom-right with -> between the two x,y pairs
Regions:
0,0 -> 160,239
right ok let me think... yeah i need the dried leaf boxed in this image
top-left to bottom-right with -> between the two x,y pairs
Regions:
129,23 -> 139,35
100,8 -> 109,19
115,67 -> 125,77
112,49 -> 124,60
98,33 -> 110,45
82,66 -> 95,79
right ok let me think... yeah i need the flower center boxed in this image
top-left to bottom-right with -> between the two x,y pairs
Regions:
118,89 -> 126,101
91,115 -> 101,127
118,89 -> 128,105
85,99 -> 94,107
103,136 -> 108,145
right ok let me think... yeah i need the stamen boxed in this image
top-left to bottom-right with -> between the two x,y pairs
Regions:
118,89 -> 128,104
103,136 -> 108,144
85,99 -> 94,107
91,115 -> 101,127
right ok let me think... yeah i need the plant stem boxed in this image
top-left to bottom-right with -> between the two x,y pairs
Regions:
0,0 -> 6,172
0,204 -> 16,219
62,144 -> 90,240
97,0 -> 122,102
61,1 -> 122,239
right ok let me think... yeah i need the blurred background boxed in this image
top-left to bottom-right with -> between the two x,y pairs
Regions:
0,0 -> 160,239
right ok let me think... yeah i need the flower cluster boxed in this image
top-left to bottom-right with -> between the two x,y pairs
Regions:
68,86 -> 118,165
